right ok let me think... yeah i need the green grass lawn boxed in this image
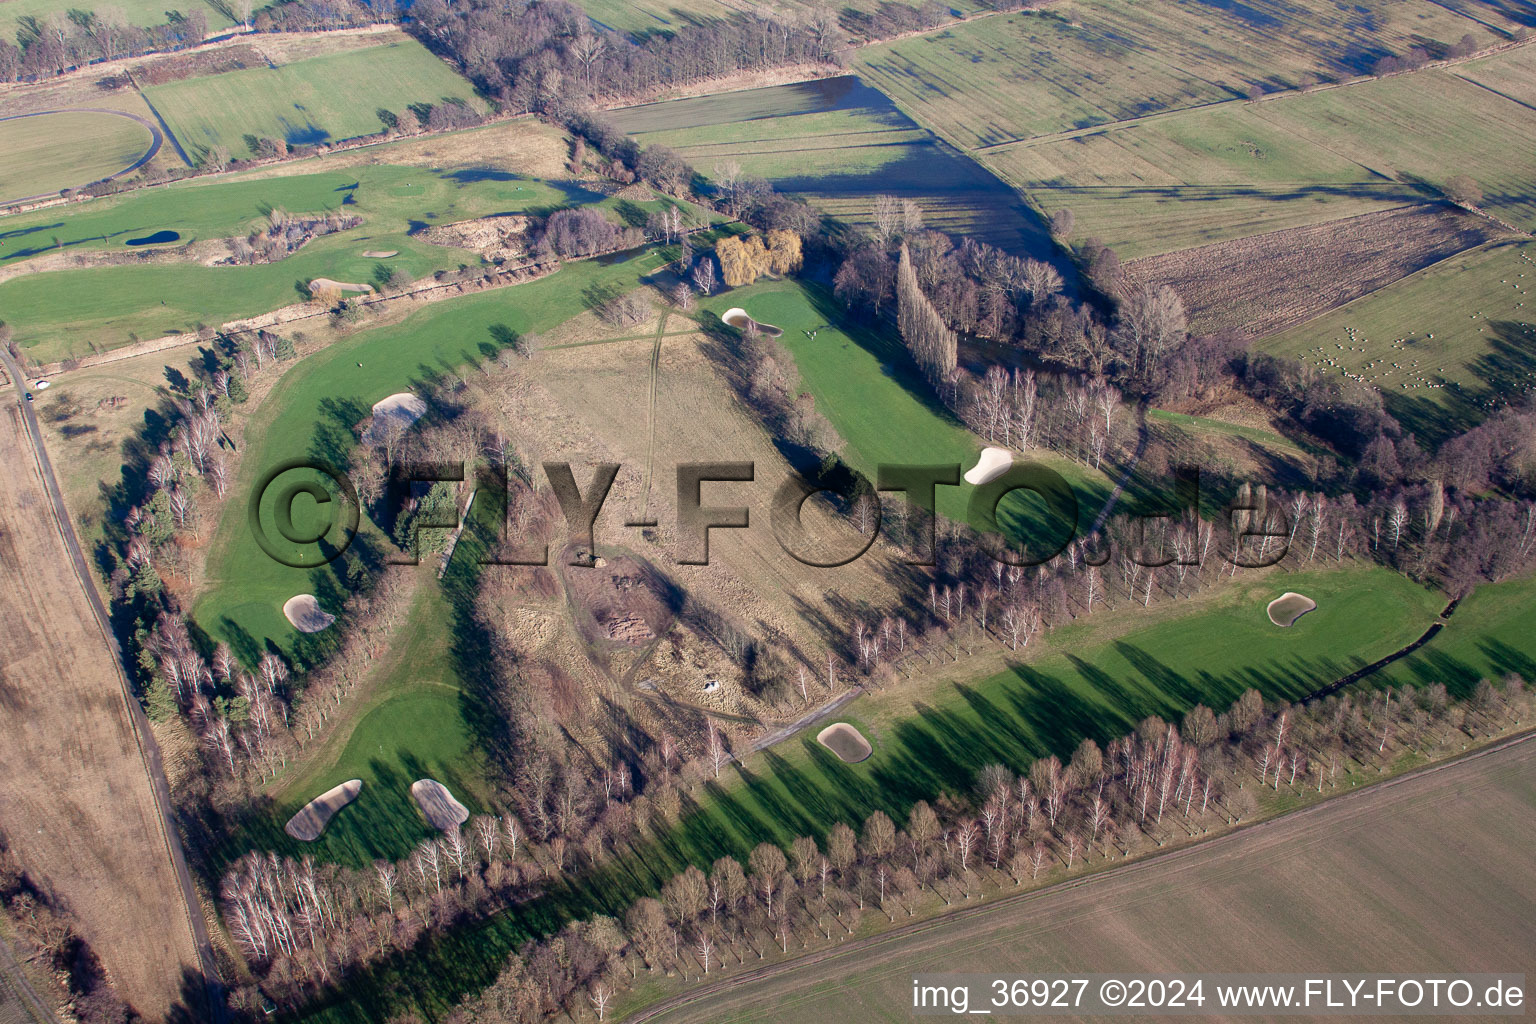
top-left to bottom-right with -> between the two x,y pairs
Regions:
143,38 -> 483,163
693,279 -> 1111,553
1376,572 -> 1536,694
191,246 -> 676,660
292,562 -> 1446,1023
225,584 -> 494,865
0,111 -> 154,203
1258,239 -> 1536,443
0,164 -> 618,360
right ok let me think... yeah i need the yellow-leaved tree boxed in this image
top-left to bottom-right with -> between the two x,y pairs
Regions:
765,229 -> 803,275
715,234 -> 773,287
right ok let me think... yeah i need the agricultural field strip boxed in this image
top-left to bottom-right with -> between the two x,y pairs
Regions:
627,732 -> 1536,1023
856,1 -> 1510,152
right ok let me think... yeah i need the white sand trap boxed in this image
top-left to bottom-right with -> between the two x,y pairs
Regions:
308,277 -> 374,295
817,722 -> 872,763
283,594 -> 336,632
284,779 -> 362,841
411,779 -> 469,831
1267,591 -> 1317,627
362,250 -> 399,258
721,307 -> 784,339
965,447 -> 1013,485
363,392 -> 427,442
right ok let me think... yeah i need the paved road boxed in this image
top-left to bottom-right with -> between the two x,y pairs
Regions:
749,686 -> 864,754
0,349 -> 226,1024
0,109 -> 165,207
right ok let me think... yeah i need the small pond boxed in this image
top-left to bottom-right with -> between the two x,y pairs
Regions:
125,230 -> 180,246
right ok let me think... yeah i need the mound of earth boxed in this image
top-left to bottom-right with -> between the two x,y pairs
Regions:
285,779 -> 362,840
283,594 -> 335,632
1267,591 -> 1317,627
817,722 -> 872,763
309,277 -> 373,295
411,779 -> 469,830
562,552 -> 677,647
363,392 -> 427,442
420,214 -> 530,262
965,446 -> 1012,485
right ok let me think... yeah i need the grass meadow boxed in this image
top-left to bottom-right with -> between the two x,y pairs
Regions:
575,0 -> 992,38
142,36 -> 483,163
985,46 -> 1536,257
612,77 -> 1056,257
0,111 -> 154,203
1259,239 -> 1536,442
855,0 -> 1508,150
0,165 -> 615,361
0,0 -> 233,41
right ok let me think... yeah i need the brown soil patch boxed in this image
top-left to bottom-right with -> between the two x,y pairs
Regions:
816,722 -> 872,763
0,406 -> 200,1018
1128,206 -> 1499,338
465,325 -> 912,725
1266,591 -> 1317,627
410,779 -> 469,831
420,214 -> 530,262
562,552 -> 676,647
308,277 -> 373,295
284,779 -> 362,840
128,44 -> 267,85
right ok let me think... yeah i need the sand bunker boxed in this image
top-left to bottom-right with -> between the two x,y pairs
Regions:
817,722 -> 872,763
283,594 -> 335,633
308,277 -> 374,295
411,779 -> 469,830
284,779 -> 362,840
363,392 -> 427,442
1267,591 -> 1317,627
965,447 -> 1013,485
362,250 -> 398,258
721,307 -> 784,339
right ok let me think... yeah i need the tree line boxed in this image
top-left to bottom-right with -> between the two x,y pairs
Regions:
213,664 -> 1533,1016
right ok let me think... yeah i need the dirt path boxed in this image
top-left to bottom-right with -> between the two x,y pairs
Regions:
627,730 -> 1536,1022
0,109 -> 164,206
639,312 -> 669,521
748,686 -> 865,754
0,930 -> 57,1024
0,349 -> 222,1021
1084,400 -> 1149,539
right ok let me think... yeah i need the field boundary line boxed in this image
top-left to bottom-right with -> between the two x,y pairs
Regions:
621,728 -> 1536,1023
0,348 -> 226,1024
1255,237 -> 1529,342
976,35 -> 1536,156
